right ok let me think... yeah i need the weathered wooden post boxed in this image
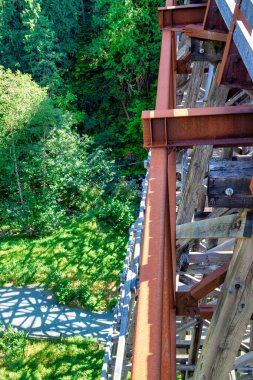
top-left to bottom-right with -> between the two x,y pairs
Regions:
193,217 -> 253,379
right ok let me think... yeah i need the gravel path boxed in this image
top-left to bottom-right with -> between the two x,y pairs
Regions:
0,286 -> 113,342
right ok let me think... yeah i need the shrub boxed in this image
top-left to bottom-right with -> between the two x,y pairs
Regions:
0,325 -> 27,368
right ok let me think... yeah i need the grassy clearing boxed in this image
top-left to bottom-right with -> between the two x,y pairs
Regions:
0,215 -> 127,311
0,329 -> 104,380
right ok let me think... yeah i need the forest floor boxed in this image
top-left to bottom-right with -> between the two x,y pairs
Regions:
0,286 -> 113,342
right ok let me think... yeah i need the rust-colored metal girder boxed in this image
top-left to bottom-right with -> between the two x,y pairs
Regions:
132,10 -> 177,378
132,149 -> 168,380
185,24 -> 227,42
158,4 -> 206,30
176,263 -> 229,317
142,106 -> 253,148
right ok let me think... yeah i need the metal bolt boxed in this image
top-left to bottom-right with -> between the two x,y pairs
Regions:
225,187 -> 234,196
199,47 -> 205,54
235,283 -> 241,289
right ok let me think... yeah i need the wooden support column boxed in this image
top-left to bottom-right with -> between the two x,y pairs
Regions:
193,231 -> 253,380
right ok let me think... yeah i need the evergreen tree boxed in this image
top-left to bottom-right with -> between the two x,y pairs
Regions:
21,0 -> 63,88
0,0 -> 25,70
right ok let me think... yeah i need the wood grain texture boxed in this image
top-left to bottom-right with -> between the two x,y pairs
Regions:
177,211 -> 252,239
193,234 -> 253,380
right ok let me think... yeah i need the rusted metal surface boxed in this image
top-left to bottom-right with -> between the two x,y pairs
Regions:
132,149 -> 168,380
162,149 -> 176,380
217,0 -> 253,85
190,262 -> 229,300
176,263 -> 229,317
199,304 -> 216,319
185,24 -> 227,41
203,0 -> 228,32
134,0 -> 253,377
158,4 -> 206,30
218,42 -> 253,89
133,0 -> 177,375
177,52 -> 192,74
142,106 -> 253,148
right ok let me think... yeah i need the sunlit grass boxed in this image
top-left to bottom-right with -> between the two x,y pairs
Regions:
0,335 -> 104,380
0,215 -> 127,310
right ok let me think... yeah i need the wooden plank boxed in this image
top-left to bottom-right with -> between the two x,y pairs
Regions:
191,38 -> 224,62
177,211 -> 236,256
193,233 -> 253,379
176,318 -> 198,334
233,351 -> 253,369
209,159 -> 253,178
189,252 -> 232,263
208,159 -> 253,208
176,211 -> 253,239
241,0 -> 253,29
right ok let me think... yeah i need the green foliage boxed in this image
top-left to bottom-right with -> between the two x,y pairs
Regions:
21,0 -> 63,89
72,0 -> 160,163
0,325 -> 27,368
0,213 -> 134,310
0,0 -> 82,91
0,331 -> 104,379
0,67 -> 137,235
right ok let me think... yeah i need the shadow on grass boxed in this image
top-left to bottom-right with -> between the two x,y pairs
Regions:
0,286 -> 113,341
0,215 -> 128,310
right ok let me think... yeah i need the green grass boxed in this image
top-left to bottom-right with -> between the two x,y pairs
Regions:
0,333 -> 104,380
0,215 -> 127,310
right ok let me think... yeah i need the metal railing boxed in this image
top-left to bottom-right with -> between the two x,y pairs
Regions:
101,152 -> 150,380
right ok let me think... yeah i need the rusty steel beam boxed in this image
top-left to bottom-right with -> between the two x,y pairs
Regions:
190,262 -> 229,300
132,149 -> 168,380
158,4 -> 206,31
203,0 -> 228,33
132,3 -> 177,375
177,52 -> 192,74
162,149 -> 176,379
176,262 -> 229,317
142,106 -> 253,148
185,24 -> 227,41
199,304 -> 216,319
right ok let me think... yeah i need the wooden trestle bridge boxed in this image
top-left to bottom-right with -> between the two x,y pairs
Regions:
102,0 -> 253,379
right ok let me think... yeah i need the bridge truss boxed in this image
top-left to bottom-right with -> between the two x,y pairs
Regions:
102,0 -> 253,379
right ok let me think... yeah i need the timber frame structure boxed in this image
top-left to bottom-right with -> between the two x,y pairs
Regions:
131,0 -> 253,379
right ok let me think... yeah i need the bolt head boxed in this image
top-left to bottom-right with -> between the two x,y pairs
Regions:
199,48 -> 205,54
225,187 -> 234,196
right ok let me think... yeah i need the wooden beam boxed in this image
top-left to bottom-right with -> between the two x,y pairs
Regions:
193,233 -> 253,380
233,351 -> 253,370
189,252 -> 232,263
176,211 -> 253,239
208,159 -> 253,208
